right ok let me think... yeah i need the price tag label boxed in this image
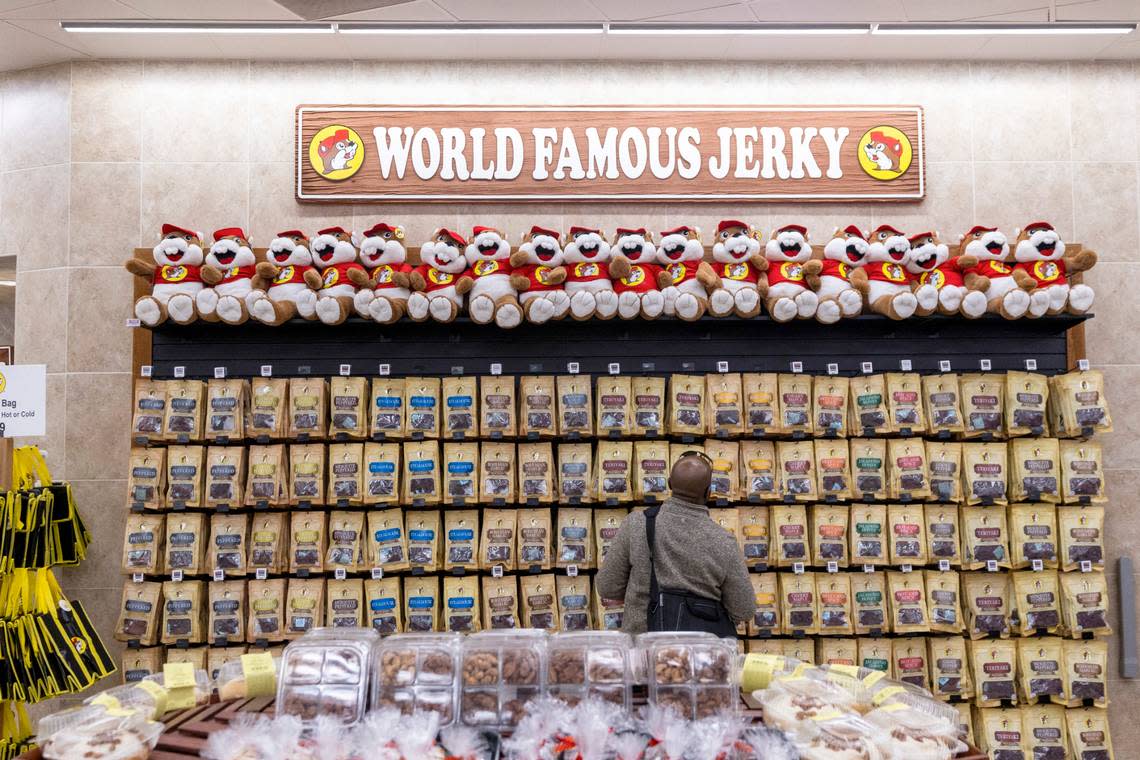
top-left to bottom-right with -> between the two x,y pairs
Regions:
492,564 -> 504,578
567,565 -> 579,577
451,365 -> 464,376
938,560 -> 950,572
567,362 -> 580,374
863,564 -> 875,573
213,367 -> 226,379
140,365 -> 153,378
255,568 -> 268,580
900,359 -> 912,371
608,363 -> 621,375
939,360 -> 951,372
861,362 -> 873,374
378,364 -> 391,376
826,561 -> 838,574
826,363 -> 839,375
132,573 -> 144,583
125,318 -> 141,328
979,359 -> 992,371
1025,359 -> 1038,371
334,568 -> 347,580
1078,359 -> 1090,371
1031,559 -> 1044,572
240,652 -> 277,697
490,363 -> 503,376
339,364 -> 352,376
173,366 -> 186,379
793,562 -> 805,575
716,361 -> 729,373
790,361 -> 803,374
171,569 -> 184,582
901,564 -> 913,573
371,567 -> 384,580
986,560 -> 999,572
212,569 -> 224,582
260,365 -> 273,377
163,662 -> 196,691
1080,560 -> 1093,573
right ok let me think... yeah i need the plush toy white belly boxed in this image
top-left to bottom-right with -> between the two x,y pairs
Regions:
152,282 -> 202,302
470,273 -> 514,300
983,274 -> 1019,299
766,281 -> 806,299
268,283 -> 311,303
215,279 -> 252,297
430,285 -> 463,307
675,279 -> 707,299
719,278 -> 756,295
321,284 -> 356,299
867,280 -> 909,301
374,286 -> 411,300
816,275 -> 852,299
565,279 -> 613,294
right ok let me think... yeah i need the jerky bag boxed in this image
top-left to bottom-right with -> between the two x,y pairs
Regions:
479,375 -> 516,438
131,379 -> 167,441
367,508 -> 408,573
557,375 -> 593,437
741,372 -> 778,433
442,441 -> 479,502
520,574 -> 559,631
813,375 -> 849,437
1059,505 -> 1104,572
406,510 -> 441,572
850,438 -> 888,501
810,504 -> 849,567
122,513 -> 163,574
205,378 -> 246,441
403,440 -> 441,504
248,378 -> 287,439
329,376 -> 368,439
961,373 -> 1006,439
1010,437 -> 1060,503
1013,570 -> 1062,636
1010,503 -> 1058,570
667,374 -> 704,435
922,373 -> 965,435
705,372 -> 744,436
850,374 -> 890,435
244,444 -> 286,507
328,443 -> 364,505
166,445 -> 205,509
740,441 -> 778,501
127,448 -> 166,510
370,377 -> 406,439
248,513 -> 286,574
204,446 -> 245,508
596,375 -> 632,436
557,443 -> 593,503
925,569 -> 962,633
164,379 -> 205,442
738,506 -> 770,568
595,442 -> 633,503
288,512 -> 326,574
887,571 -> 929,633
886,372 -> 926,434
925,504 -> 961,565
518,508 -> 552,569
288,443 -> 325,505
363,442 -> 400,505
483,576 -> 521,630
850,504 -> 887,566
208,513 -> 248,576
814,439 -> 852,500
963,442 -> 1009,505
1006,371 -> 1050,437
776,440 -> 817,502
1060,440 -> 1106,504
632,376 -> 667,435
964,572 -> 1012,639
518,442 -> 555,503
444,509 -> 480,571
443,576 -> 481,634
287,378 -> 327,439
405,376 -> 442,438
480,442 -> 516,503
442,375 -> 479,438
777,373 -> 814,436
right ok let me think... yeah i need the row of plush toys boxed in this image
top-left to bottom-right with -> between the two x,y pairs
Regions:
127,220 -> 1096,328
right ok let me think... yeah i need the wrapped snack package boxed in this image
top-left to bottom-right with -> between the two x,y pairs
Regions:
276,628 -> 379,725
639,631 -> 737,720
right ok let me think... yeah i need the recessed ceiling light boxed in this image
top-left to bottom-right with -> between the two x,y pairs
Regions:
873,23 -> 1136,35
608,23 -> 870,35
61,21 -> 335,34
337,23 -> 604,35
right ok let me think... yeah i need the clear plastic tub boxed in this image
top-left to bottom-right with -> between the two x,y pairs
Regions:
40,711 -> 164,760
637,631 -> 738,719
78,681 -> 167,721
215,656 -> 283,701
545,631 -> 633,710
276,627 -> 379,726
372,632 -> 462,726
141,669 -> 212,708
459,629 -> 547,730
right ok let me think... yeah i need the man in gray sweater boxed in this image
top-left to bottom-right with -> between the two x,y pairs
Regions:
596,452 -> 758,635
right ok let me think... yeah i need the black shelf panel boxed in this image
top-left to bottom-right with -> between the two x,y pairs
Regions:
148,314 -> 1087,379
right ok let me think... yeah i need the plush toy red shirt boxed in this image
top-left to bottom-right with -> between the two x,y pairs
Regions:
969,260 -> 1014,279
218,265 -> 256,284
613,263 -> 663,294
565,260 -> 609,282
765,260 -> 808,287
715,260 -> 761,284
271,264 -> 315,286
370,262 -> 414,289
463,258 -> 513,279
153,263 -> 203,285
412,264 -> 461,292
1016,258 -> 1067,287
818,260 -> 853,279
514,264 -> 562,291
664,260 -> 702,285
863,261 -> 910,284
917,259 -> 966,289
320,261 -> 366,289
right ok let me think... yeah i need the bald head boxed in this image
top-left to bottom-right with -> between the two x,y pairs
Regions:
669,454 -> 712,503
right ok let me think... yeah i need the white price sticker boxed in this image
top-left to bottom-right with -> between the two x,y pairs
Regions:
490,363 -> 502,376
861,362 -> 874,374
171,570 -> 184,582
125,318 -> 141,328
1078,359 -> 1090,371
334,568 -> 347,580
173,366 -> 186,378
1080,560 -> 1093,573
793,562 -> 805,575
492,564 -> 504,578
378,363 -> 391,376
826,561 -> 838,574
608,363 -> 621,375
567,362 -> 580,374
339,364 -> 351,376
260,365 -> 272,377
132,573 -> 144,583
900,359 -> 912,371
863,564 -> 875,573
255,568 -> 268,580
1031,559 -> 1044,572
790,361 -> 803,374
371,567 -> 384,580
901,564 -> 913,573
938,560 -> 951,572
826,363 -> 839,375
213,569 -> 225,582
567,565 -> 579,577
986,560 -> 999,572
140,365 -> 153,378
939,360 -> 951,372
1025,359 -> 1038,371
716,361 -> 729,373
213,367 -> 226,379
979,359 -> 992,371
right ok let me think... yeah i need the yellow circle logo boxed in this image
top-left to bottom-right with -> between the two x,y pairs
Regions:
0,370 -> 6,395
428,269 -> 454,286
536,266 -> 555,285
1034,261 -> 1060,281
309,125 -> 364,181
273,265 -> 295,285
622,267 -> 645,286
474,260 -> 500,276
857,125 -> 913,181
161,265 -> 188,282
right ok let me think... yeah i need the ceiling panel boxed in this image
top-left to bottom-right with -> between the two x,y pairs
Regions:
900,0 -> 1047,21
433,0 -> 601,22
0,20 -> 86,67
327,0 -> 453,21
2,0 -> 144,19
117,0 -> 301,20
10,18 -> 225,56
1057,0 -> 1140,21
641,5 -> 758,22
591,0 -> 744,21
205,32 -> 353,58
748,0 -> 906,22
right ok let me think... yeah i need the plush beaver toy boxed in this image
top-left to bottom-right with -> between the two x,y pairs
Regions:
762,224 -> 820,322
849,224 -> 917,320
958,225 -> 1038,319
465,225 -> 523,329
563,225 -> 619,320
408,228 -> 473,322
353,222 -> 412,324
195,227 -> 259,325
510,225 -> 569,324
249,230 -> 323,325
609,227 -> 665,320
810,225 -> 866,322
657,225 -> 719,320
126,223 -> 210,326
905,230 -> 987,318
309,226 -> 368,325
1012,221 -> 1096,315
707,220 -> 764,318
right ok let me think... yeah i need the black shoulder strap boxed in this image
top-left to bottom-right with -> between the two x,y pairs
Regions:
645,505 -> 662,609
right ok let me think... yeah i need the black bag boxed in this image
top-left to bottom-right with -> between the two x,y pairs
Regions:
644,505 -> 736,638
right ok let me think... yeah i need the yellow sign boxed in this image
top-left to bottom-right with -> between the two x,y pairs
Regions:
857,125 -> 913,181
308,124 -> 364,181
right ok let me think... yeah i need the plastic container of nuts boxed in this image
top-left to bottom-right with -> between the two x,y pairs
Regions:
545,631 -> 633,710
276,627 -> 380,726
372,632 -> 462,726
460,629 -> 547,730
637,631 -> 738,719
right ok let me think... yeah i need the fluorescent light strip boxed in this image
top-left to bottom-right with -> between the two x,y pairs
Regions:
61,21 -> 334,34
338,23 -> 604,35
608,23 -> 869,35
873,23 -> 1136,35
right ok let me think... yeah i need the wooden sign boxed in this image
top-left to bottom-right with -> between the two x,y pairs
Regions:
296,105 -> 924,203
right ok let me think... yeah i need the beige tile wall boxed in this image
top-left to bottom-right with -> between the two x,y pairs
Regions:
5,58 -> 1140,734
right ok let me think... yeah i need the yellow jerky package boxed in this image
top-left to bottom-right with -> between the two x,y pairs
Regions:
850,504 -> 888,566
1066,707 -> 1115,760
246,579 -> 286,643
887,504 -> 928,566
850,374 -> 889,435
479,375 -> 516,438
963,572 -> 1012,639
557,443 -> 593,503
634,440 -> 671,501
405,376 -> 442,439
288,443 -> 325,505
595,442 -> 633,503
741,372 -> 779,433
925,569 -> 962,633
810,504 -> 849,568
705,440 -> 740,502
1055,369 -> 1113,434
858,636 -> 893,678
287,378 -> 326,439
1063,639 -> 1108,708
328,376 -> 368,439
887,438 -> 929,501
328,443 -> 364,505
164,379 -> 205,442
363,442 -> 400,505
850,438 -> 887,501
1060,440 -> 1106,504
779,571 -> 818,635
705,372 -> 744,436
367,507 -> 408,573
813,375 -> 849,437
817,573 -> 853,636
631,376 -> 666,435
886,372 -> 926,434
747,573 -> 779,636
740,441 -> 778,501
925,504 -> 960,566
777,373 -> 813,436
366,577 -> 402,635
556,375 -> 593,437
1010,503 -> 1058,570
248,513 -> 286,574
667,374 -> 704,435
963,442 -> 1009,506
887,570 -> 929,633
771,504 -> 808,567
1058,505 -> 1104,572
480,442 -> 516,504
738,506 -> 770,568
518,442 -> 555,503
131,379 -> 167,441
776,440 -> 816,502
370,377 -> 406,440
1017,637 -> 1065,704
204,447 -> 245,508
248,378 -> 287,439
961,505 -> 1011,570
245,445 -> 286,507
1013,570 -> 1062,636
961,373 -> 1005,439
205,378 -> 246,441
288,512 -> 326,574
1010,438 -> 1060,503
814,439 -> 852,500
925,440 -> 962,504
922,373 -> 964,435
1060,572 -> 1111,638
928,636 -> 971,701
892,638 -> 929,691
443,375 -> 479,438
1006,370 -> 1050,437
403,440 -> 441,505
517,375 -> 554,438
596,375 -> 632,436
